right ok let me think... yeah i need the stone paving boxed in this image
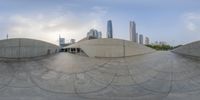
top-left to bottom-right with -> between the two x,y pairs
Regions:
0,51 -> 200,100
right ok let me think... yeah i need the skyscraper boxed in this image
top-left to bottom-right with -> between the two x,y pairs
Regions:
107,20 -> 113,38
136,33 -> 138,43
130,21 -> 137,42
139,34 -> 143,44
59,35 -> 65,47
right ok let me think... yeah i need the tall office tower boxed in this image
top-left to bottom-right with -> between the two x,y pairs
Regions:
59,35 -> 65,47
107,20 -> 113,38
130,21 -> 137,42
139,34 -> 143,44
145,37 -> 150,45
136,33 -> 138,43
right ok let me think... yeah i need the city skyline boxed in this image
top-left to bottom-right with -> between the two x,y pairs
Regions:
0,0 -> 200,46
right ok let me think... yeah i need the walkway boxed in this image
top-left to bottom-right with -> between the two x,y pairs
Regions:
0,51 -> 200,100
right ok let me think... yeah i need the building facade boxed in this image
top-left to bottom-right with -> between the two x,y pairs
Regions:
139,34 -> 143,44
70,39 -> 76,44
130,21 -> 137,42
145,37 -> 150,45
87,29 -> 102,39
107,20 -> 113,38
136,33 -> 138,43
59,37 -> 65,47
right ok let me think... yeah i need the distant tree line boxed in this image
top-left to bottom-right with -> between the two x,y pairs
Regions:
145,44 -> 182,51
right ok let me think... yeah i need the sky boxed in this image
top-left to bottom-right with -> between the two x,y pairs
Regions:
0,0 -> 200,46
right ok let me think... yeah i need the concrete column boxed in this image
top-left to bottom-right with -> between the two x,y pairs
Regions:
70,48 -> 72,53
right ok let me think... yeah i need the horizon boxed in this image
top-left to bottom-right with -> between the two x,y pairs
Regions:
0,0 -> 200,46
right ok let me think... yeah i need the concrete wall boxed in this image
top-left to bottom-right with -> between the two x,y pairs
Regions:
80,39 -> 124,57
173,41 -> 200,58
124,40 -> 155,56
0,38 -> 59,58
67,38 -> 155,57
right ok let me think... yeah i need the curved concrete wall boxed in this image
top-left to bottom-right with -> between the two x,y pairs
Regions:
173,41 -> 200,58
124,40 -> 155,56
0,38 -> 59,58
80,39 -> 124,57
67,38 -> 155,57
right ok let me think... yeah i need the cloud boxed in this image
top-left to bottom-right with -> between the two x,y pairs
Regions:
1,7 -> 107,45
183,12 -> 200,32
175,12 -> 200,45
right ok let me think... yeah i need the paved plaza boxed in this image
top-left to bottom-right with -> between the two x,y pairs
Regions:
0,51 -> 200,100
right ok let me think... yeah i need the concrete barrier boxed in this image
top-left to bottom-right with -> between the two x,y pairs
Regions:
0,38 -> 59,58
65,38 -> 155,57
172,41 -> 200,58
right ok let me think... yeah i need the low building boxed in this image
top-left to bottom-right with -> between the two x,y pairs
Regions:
145,37 -> 150,45
139,34 -> 143,44
70,39 -> 76,44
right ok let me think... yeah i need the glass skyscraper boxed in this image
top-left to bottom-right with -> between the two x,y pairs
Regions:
130,21 -> 137,42
107,20 -> 113,38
